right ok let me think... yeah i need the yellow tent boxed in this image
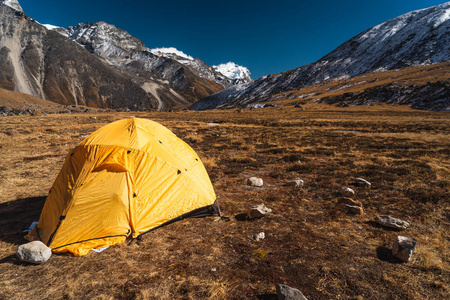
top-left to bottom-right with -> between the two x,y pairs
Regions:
26,118 -> 218,256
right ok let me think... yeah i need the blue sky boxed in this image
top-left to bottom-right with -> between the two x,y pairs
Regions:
19,0 -> 448,79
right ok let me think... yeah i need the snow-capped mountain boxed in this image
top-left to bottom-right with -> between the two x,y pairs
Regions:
150,48 -> 251,84
44,21 -> 251,99
57,22 -> 226,102
213,62 -> 252,84
191,2 -> 450,110
150,46 -> 246,87
0,0 -> 22,11
0,4 -> 193,110
0,0 -> 251,110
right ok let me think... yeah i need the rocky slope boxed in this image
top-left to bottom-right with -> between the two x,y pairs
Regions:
323,81 -> 450,111
191,2 -> 450,111
59,22 -> 231,102
0,4 -> 193,110
49,22 -> 251,101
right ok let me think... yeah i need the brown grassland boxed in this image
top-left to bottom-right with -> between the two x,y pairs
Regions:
0,104 -> 449,299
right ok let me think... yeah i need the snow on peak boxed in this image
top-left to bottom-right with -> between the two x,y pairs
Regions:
43,24 -> 62,31
213,62 -> 251,81
434,5 -> 450,27
0,0 -> 22,11
40,23 -> 69,37
150,47 -> 194,61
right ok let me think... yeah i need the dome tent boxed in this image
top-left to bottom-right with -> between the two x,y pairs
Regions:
26,118 -> 219,256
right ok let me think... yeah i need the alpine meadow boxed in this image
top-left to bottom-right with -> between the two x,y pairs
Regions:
0,1 -> 449,299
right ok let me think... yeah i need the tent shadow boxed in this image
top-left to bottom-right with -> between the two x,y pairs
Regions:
0,196 -> 46,246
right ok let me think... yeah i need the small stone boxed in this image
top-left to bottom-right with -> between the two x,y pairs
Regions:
247,177 -> 263,187
253,232 -> 265,241
341,187 -> 355,197
276,284 -> 308,300
344,204 -> 364,215
17,241 -> 52,264
285,179 -> 304,188
392,236 -> 417,262
338,197 -> 362,207
247,204 -> 272,219
376,215 -> 410,230
211,268 -> 217,272
336,198 -> 364,215
355,178 -> 371,187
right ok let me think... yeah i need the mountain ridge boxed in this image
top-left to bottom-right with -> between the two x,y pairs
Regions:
191,1 -> 450,111
0,1 -> 251,110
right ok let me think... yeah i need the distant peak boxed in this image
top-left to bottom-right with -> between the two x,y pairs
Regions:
213,62 -> 251,82
0,0 -> 23,12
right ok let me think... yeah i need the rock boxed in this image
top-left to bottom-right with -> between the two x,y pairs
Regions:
247,204 -> 272,219
341,187 -> 355,197
253,232 -> 265,241
17,241 -> 52,264
285,179 -> 304,188
392,236 -> 417,262
355,178 -> 371,187
344,204 -> 364,215
276,284 -> 308,300
247,177 -> 263,187
336,198 -> 364,215
338,197 -> 362,207
376,215 -> 410,230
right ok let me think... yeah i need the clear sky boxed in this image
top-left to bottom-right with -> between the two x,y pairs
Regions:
19,0 -> 448,79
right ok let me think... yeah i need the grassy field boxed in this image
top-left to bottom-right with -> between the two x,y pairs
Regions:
0,105 -> 449,299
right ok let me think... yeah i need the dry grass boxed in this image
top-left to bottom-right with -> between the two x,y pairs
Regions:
0,106 -> 449,299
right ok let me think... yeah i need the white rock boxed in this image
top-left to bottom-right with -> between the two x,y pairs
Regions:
376,215 -> 410,230
247,177 -> 263,187
17,241 -> 52,264
355,178 -> 371,187
276,284 -> 308,300
253,232 -> 265,241
247,204 -> 272,219
392,236 -> 417,262
341,187 -> 355,197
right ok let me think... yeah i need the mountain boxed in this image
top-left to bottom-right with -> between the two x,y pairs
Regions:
0,4 -> 184,110
191,2 -> 450,111
150,47 -> 251,86
212,62 -> 252,85
0,1 -> 251,110
47,22 -> 251,99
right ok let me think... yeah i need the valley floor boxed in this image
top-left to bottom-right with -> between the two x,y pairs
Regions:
0,105 -> 449,299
